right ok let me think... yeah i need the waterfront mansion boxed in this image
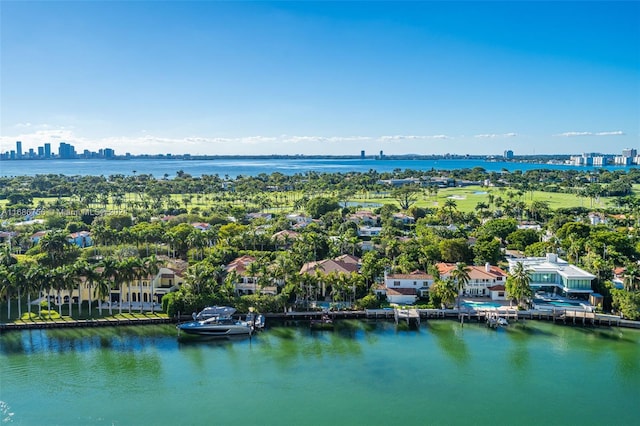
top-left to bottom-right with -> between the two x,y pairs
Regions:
507,253 -> 595,300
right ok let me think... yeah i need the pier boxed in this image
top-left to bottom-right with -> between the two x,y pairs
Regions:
0,316 -> 173,331
2,308 -> 637,331
394,308 -> 420,326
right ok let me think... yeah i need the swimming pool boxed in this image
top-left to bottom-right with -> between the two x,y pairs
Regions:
533,298 -> 591,311
462,301 -> 503,310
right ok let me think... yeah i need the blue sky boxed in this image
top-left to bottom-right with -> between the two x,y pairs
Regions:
1,1 -> 638,156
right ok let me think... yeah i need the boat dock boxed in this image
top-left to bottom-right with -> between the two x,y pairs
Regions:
267,307 -> 629,328
2,308 -> 637,331
394,308 -> 420,326
0,316 -> 173,331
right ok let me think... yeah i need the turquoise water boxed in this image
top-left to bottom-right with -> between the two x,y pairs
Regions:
0,157 -> 630,178
462,301 -> 503,309
1,320 -> 639,425
549,301 -> 584,307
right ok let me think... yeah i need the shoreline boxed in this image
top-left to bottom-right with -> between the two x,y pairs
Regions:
3,308 -> 639,331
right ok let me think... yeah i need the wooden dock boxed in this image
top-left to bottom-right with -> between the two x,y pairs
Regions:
2,308 -> 636,331
0,316 -> 173,331
394,308 -> 420,326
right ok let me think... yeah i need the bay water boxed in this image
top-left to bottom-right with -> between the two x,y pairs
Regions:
1,157 -> 631,178
1,319 -> 638,425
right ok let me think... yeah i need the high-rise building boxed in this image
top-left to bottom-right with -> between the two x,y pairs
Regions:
504,150 -> 514,159
58,142 -> 76,159
38,147 -> 44,157
622,148 -> 637,158
16,141 -> 22,159
360,150 -> 365,159
104,148 -> 115,158
44,143 -> 51,158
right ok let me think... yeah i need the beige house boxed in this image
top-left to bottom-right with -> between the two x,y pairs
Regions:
226,255 -> 277,295
436,262 -> 508,297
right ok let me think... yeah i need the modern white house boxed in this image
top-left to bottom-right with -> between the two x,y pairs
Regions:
358,226 -> 382,237
380,270 -> 434,305
507,253 -> 595,299
286,213 -> 313,227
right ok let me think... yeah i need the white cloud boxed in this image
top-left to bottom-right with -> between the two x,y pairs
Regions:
474,133 -> 518,139
595,131 -> 625,136
556,130 -> 625,137
379,134 -> 452,141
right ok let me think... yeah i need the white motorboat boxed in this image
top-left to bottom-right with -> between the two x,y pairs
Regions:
177,306 -> 263,337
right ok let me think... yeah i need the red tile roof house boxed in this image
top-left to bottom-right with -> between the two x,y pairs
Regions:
226,255 -> 277,295
271,229 -> 300,249
436,262 -> 508,297
300,256 -> 361,301
381,270 -> 434,305
191,222 -> 211,231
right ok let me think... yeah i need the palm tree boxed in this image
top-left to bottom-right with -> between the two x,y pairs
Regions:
74,261 -> 99,317
50,266 -> 67,316
506,261 -> 533,308
0,247 -> 18,320
432,277 -> 457,309
119,257 -> 141,314
0,245 -> 17,268
451,262 -> 471,311
0,265 -> 12,320
62,264 -> 80,318
99,257 -> 119,315
142,255 -> 162,313
27,264 -> 48,317
19,264 -> 35,318
9,263 -> 29,319
39,230 -> 72,268
622,262 -> 639,291
185,262 -> 215,296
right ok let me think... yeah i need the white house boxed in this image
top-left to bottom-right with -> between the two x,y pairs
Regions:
358,226 -> 382,237
507,253 -> 595,299
488,285 -> 507,301
381,270 -> 434,305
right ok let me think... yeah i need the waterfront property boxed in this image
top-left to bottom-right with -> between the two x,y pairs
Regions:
437,262 -> 508,297
508,253 -> 596,299
41,265 -> 184,309
380,270 -> 434,304
227,255 -> 278,295
299,255 -> 361,301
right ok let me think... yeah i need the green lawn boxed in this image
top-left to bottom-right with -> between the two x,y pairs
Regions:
353,185 -> 615,213
0,300 -> 168,324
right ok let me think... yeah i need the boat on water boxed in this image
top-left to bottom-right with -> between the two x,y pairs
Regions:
310,312 -> 334,330
177,306 -> 264,338
486,313 -> 509,328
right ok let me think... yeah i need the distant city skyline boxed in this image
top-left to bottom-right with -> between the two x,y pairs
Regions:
1,1 -> 638,156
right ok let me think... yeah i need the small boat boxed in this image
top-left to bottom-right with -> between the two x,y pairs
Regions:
310,312 -> 334,330
177,306 -> 263,337
486,313 -> 509,328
